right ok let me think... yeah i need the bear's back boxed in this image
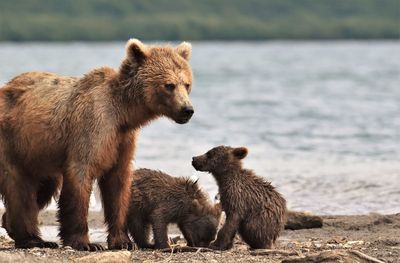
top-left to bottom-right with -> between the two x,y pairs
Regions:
221,169 -> 285,215
0,68 -> 119,167
131,169 -> 208,218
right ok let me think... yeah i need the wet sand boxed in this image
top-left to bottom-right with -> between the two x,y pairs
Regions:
0,209 -> 399,262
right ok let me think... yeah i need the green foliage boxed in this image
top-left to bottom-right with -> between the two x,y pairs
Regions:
0,0 -> 398,41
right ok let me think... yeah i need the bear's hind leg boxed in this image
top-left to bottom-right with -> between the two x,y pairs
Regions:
1,211 -> 14,240
127,214 -> 153,249
239,215 -> 274,249
37,175 -> 62,210
150,211 -> 170,249
2,170 -> 58,248
1,176 -> 61,242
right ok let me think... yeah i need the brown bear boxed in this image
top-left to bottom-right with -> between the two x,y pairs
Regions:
0,39 -> 194,251
127,168 -> 221,249
192,146 -> 287,250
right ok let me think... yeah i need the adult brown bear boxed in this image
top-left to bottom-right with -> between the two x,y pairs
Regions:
0,39 -> 194,251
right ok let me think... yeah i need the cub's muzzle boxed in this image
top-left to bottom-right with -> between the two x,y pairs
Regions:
192,156 -> 205,171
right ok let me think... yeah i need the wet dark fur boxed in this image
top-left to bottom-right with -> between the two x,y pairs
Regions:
0,39 -> 193,250
127,168 -> 221,249
192,146 -> 287,250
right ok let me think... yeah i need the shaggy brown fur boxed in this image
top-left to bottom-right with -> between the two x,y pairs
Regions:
192,146 -> 287,250
127,168 -> 221,249
0,39 -> 194,250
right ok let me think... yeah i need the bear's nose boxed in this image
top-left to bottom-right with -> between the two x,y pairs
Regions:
182,106 -> 194,117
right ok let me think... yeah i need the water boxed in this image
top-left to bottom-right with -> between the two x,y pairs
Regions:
0,41 -> 399,215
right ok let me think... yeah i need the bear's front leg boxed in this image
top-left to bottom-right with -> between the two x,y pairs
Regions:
98,131 -> 137,249
58,164 -> 104,251
150,210 -> 170,249
209,213 -> 241,251
98,134 -> 135,250
98,167 -> 133,250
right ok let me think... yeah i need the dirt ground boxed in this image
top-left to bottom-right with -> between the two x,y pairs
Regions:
0,210 -> 399,262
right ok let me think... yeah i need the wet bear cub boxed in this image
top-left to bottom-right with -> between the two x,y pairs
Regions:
127,168 -> 221,249
192,146 -> 287,250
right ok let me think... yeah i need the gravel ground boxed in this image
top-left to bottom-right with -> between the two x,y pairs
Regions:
0,210 -> 398,262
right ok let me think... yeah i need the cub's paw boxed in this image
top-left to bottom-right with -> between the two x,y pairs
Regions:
138,243 -> 155,250
209,241 -> 232,251
154,243 -> 170,250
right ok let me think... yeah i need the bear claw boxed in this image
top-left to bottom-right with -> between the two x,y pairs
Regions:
74,242 -> 105,251
15,239 -> 59,249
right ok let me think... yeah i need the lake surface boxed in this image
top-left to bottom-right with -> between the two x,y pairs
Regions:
0,41 -> 399,215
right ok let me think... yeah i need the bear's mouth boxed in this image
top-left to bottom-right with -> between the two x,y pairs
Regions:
175,117 -> 190,124
174,114 -> 193,124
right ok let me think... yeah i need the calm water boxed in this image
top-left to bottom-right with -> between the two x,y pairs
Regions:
0,41 -> 399,215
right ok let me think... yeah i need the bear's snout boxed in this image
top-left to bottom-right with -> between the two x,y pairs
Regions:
192,156 -> 205,171
181,106 -> 194,117
176,105 -> 194,123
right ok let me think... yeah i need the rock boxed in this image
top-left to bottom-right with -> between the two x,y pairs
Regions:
74,251 -> 131,263
285,211 -> 323,230
373,215 -> 393,225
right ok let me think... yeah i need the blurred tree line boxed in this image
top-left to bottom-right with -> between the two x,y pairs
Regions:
0,0 -> 398,41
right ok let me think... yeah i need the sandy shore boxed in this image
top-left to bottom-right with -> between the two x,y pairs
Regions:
0,209 -> 398,262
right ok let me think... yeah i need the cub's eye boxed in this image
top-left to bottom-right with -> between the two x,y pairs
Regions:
185,83 -> 191,90
164,83 -> 175,91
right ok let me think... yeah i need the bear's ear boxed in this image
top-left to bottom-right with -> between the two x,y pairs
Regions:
233,147 -> 248,160
186,175 -> 199,192
213,203 -> 222,218
175,42 -> 192,61
126,38 -> 149,62
192,199 -> 203,215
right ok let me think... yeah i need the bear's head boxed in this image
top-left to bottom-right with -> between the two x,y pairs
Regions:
192,145 -> 248,174
179,199 -> 221,247
120,39 -> 194,124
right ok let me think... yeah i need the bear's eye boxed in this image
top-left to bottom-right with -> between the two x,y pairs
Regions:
164,83 -> 175,92
185,83 -> 191,90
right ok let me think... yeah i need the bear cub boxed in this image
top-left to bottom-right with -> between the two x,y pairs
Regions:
192,146 -> 287,250
127,168 -> 221,249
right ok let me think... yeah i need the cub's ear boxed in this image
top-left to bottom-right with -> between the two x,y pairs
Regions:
213,203 -> 222,218
186,175 -> 199,192
192,199 -> 203,215
233,147 -> 248,160
126,38 -> 149,62
175,42 -> 192,60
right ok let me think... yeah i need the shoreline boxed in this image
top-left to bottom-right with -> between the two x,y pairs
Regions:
0,209 -> 398,262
